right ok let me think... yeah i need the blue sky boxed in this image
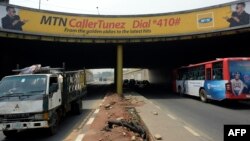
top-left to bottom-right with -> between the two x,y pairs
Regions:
10,0 -> 239,15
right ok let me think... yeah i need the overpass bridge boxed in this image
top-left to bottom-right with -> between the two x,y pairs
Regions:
0,0 -> 250,94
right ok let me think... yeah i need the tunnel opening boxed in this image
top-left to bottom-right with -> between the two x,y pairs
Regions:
88,68 -> 114,84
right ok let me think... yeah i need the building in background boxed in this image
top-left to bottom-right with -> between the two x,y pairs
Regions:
123,69 -> 149,81
85,69 -> 94,83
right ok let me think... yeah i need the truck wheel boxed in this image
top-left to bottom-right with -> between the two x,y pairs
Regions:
3,130 -> 17,137
48,112 -> 59,135
74,99 -> 83,115
200,89 -> 208,103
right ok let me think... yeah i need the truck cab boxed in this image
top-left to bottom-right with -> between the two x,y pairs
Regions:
0,67 -> 86,137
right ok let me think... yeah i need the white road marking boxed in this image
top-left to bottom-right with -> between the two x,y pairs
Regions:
184,126 -> 200,136
167,114 -> 176,120
75,134 -> 85,141
155,105 -> 161,109
94,109 -> 100,114
86,117 -> 95,125
77,109 -> 95,129
78,122 -> 85,129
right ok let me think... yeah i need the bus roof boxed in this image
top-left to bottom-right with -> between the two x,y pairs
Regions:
178,57 -> 250,69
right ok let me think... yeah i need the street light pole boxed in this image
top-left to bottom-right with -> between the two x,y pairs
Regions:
39,0 -> 41,10
96,6 -> 100,15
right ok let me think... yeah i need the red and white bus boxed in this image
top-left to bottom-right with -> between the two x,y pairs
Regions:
173,58 -> 250,102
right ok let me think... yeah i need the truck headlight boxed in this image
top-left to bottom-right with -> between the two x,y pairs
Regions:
34,113 -> 49,120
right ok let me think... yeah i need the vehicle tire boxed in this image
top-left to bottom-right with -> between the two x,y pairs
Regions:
76,99 -> 83,115
47,112 -> 59,136
72,99 -> 82,115
3,130 -> 17,137
200,89 -> 208,103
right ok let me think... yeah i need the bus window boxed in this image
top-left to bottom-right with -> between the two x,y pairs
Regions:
213,69 -> 223,80
192,65 -> 205,80
177,68 -> 188,80
206,68 -> 212,80
188,71 -> 194,80
212,62 -> 223,80
198,66 -> 205,80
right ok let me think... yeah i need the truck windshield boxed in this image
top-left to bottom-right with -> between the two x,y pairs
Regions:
0,75 -> 47,97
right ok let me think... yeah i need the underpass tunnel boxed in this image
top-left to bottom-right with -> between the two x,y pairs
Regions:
123,31 -> 250,90
123,31 -> 250,69
0,31 -> 250,93
0,37 -> 117,78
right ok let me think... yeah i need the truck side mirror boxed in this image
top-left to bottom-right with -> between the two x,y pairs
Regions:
49,83 -> 58,94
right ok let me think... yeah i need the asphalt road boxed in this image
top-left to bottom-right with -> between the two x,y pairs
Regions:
137,88 -> 250,141
0,84 -> 109,141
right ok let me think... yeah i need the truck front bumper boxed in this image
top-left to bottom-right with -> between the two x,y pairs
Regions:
0,121 -> 49,131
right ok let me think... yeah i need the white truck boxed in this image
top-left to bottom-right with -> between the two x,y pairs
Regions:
0,65 -> 87,137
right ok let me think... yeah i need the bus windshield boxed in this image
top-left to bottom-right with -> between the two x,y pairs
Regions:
229,61 -> 250,95
0,75 -> 47,97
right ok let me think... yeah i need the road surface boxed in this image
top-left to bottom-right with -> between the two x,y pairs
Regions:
0,84 -> 108,141
137,88 -> 250,141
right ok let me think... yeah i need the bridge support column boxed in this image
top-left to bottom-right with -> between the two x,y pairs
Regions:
116,45 -> 123,96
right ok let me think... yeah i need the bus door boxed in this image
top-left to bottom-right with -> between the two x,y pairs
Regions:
205,64 -> 212,80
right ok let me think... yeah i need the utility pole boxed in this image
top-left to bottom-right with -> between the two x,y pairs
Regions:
39,0 -> 41,9
96,6 -> 100,15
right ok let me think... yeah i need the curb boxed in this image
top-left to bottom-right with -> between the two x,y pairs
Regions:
131,106 -> 155,141
75,95 -> 107,141
131,92 -> 213,141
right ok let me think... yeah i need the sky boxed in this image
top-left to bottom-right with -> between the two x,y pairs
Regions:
9,0 -> 239,15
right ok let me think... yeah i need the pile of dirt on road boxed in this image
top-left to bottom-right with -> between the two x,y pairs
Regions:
83,93 -> 149,141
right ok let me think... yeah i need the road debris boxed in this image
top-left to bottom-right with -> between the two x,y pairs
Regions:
154,134 -> 162,140
83,93 -> 149,141
116,117 -> 124,121
131,135 -> 136,141
105,104 -> 111,109
153,111 -> 158,115
104,120 -> 147,140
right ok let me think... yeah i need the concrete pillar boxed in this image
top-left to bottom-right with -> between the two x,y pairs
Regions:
116,45 -> 123,96
114,67 -> 117,86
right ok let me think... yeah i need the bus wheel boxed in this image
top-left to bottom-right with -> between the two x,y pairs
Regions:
200,89 -> 208,103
